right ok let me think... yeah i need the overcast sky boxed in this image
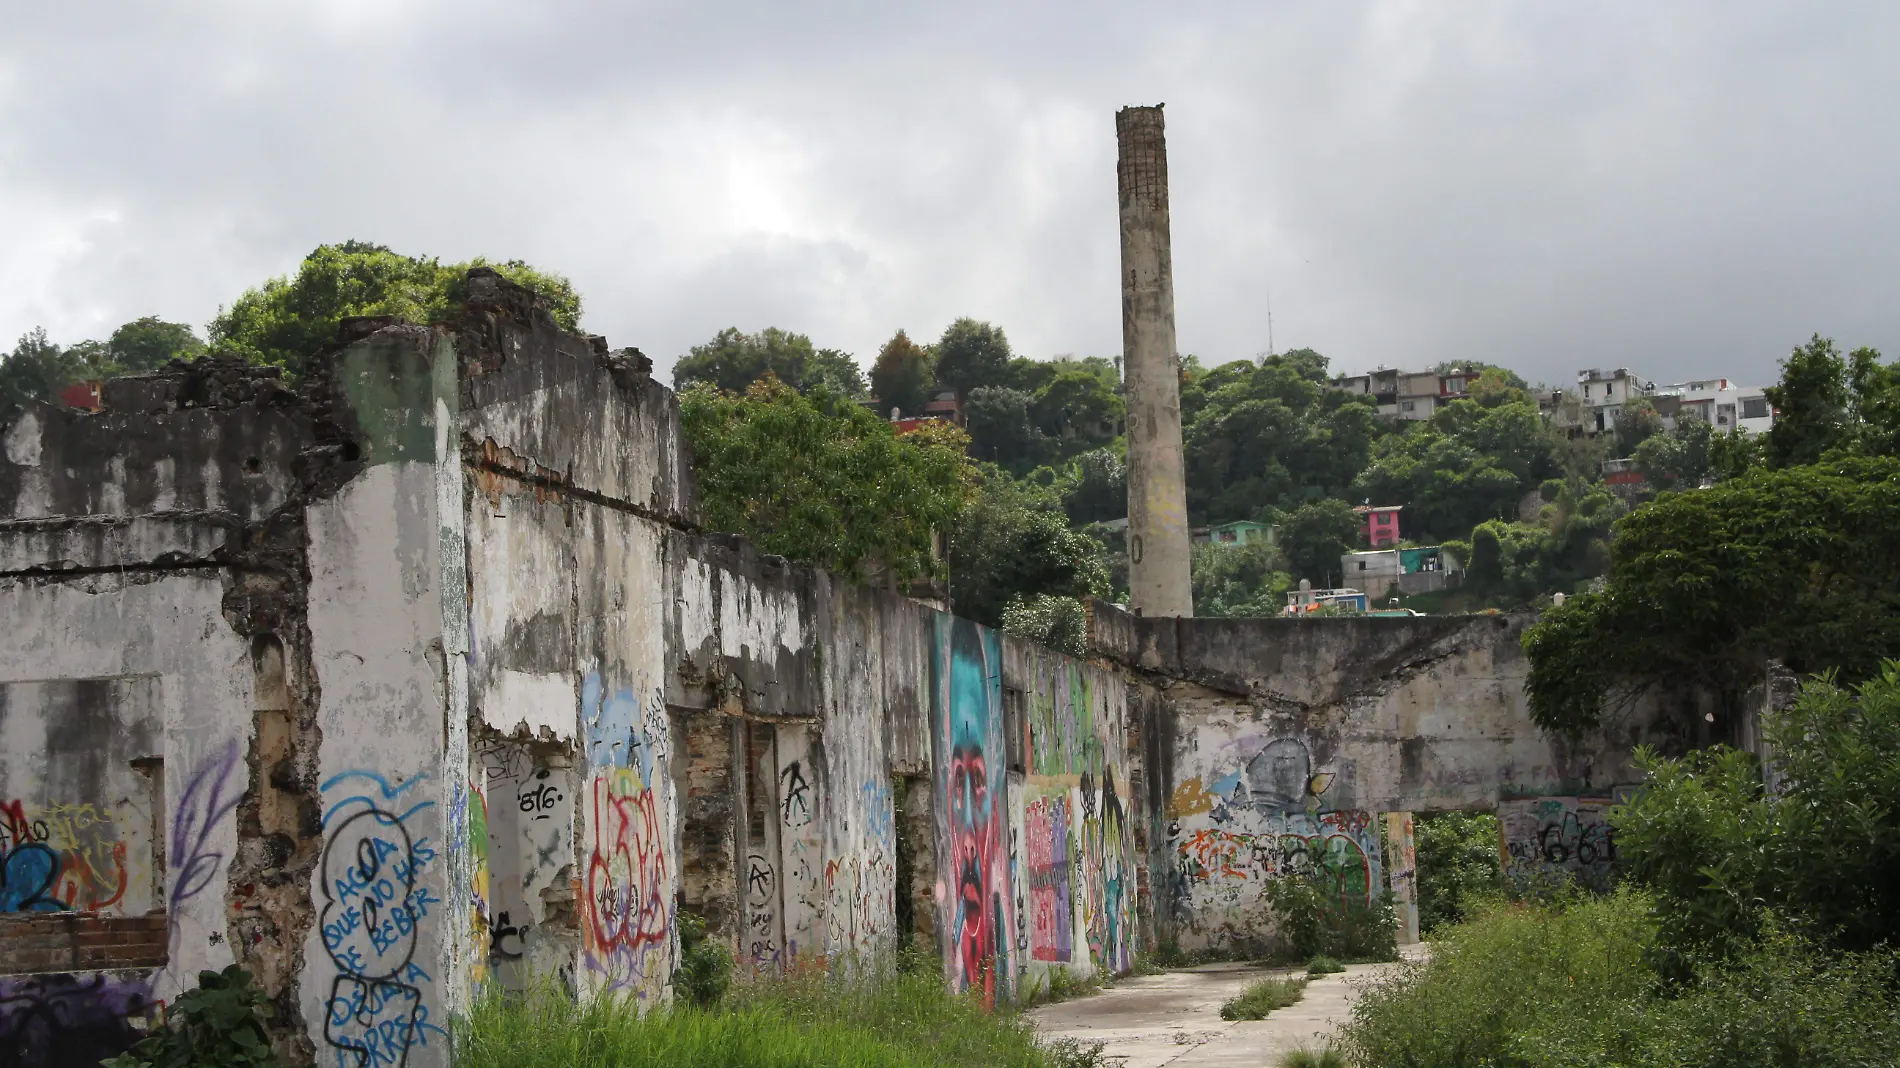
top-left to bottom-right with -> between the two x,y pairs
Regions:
4,2 -> 1896,389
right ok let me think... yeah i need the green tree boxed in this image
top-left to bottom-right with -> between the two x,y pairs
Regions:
107,317 -> 205,373
1277,498 -> 1361,587
210,241 -> 580,375
1632,413 -> 1713,490
1182,349 -> 1383,524
869,329 -> 934,416
679,377 -> 974,582
673,326 -> 863,397
1763,334 -> 1851,467
1191,539 -> 1290,618
963,386 -> 1049,471
1029,359 -> 1124,456
1465,523 -> 1504,589
1613,398 -> 1665,456
947,468 -> 1110,627
1061,448 -> 1126,526
932,317 -> 1012,394
1412,812 -> 1502,933
1523,455 -> 1900,737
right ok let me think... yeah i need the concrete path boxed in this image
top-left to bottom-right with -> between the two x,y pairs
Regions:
1027,950 -> 1422,1067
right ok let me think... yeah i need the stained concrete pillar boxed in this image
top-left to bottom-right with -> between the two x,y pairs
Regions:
1116,105 -> 1194,617
1384,811 -> 1421,944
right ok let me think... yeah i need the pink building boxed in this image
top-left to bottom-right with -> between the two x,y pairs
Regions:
1356,505 -> 1402,548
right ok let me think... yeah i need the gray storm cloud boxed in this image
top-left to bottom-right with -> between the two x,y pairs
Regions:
2,1 -> 1895,388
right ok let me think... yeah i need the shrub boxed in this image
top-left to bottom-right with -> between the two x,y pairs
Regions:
102,965 -> 278,1068
1305,956 -> 1345,976
1412,811 -> 1503,934
673,911 -> 733,1007
1220,976 -> 1307,1021
1263,873 -> 1399,963
1278,1048 -> 1345,1068
1529,927 -> 1900,1068
1337,890 -> 1655,1068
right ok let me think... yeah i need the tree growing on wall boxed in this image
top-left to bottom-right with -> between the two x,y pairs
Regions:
210,241 -> 580,375
679,377 -> 974,582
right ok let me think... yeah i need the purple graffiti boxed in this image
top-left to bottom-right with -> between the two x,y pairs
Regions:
0,972 -> 154,1068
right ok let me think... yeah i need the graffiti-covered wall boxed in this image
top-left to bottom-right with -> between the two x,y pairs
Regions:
3,270 -> 1698,1065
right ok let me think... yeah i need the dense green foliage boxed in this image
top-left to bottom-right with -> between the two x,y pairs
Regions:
673,327 -> 864,397
210,241 -> 580,374
1181,350 -> 1382,525
459,964 -> 1097,1068
679,378 -> 975,582
1190,539 -> 1291,617
1219,975 -> 1306,1021
0,318 -> 206,409
102,965 -> 278,1068
1412,811 -> 1502,933
673,912 -> 734,1007
1524,455 -> 1900,735
999,594 -> 1090,657
1614,666 -> 1900,969
1353,398 -> 1554,543
931,317 -> 1014,395
1263,872 -> 1399,964
869,330 -> 934,417
1276,499 -> 1361,588
947,469 -> 1109,627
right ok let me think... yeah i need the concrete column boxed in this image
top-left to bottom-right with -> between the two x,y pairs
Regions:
1116,105 -> 1194,617
1384,811 -> 1421,944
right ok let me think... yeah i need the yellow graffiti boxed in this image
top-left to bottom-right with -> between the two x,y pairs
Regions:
1167,777 -> 1215,818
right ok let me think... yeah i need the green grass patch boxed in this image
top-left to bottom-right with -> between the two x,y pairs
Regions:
1277,1048 -> 1344,1068
1304,955 -> 1345,976
1218,975 -> 1307,1021
458,965 -> 1105,1068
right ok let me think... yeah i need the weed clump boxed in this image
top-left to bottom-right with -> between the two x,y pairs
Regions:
1219,975 -> 1307,1021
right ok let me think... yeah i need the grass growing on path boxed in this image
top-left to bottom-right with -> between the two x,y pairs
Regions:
1218,975 -> 1307,1021
457,965 -> 1100,1068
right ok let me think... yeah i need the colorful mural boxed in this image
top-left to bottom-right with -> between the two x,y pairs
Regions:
1165,731 -> 1383,951
929,615 -> 1012,1003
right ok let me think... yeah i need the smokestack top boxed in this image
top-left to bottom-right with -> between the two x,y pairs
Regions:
1116,105 -> 1168,214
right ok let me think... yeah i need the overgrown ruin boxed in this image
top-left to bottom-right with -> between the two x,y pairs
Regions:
3,272 -> 1700,1067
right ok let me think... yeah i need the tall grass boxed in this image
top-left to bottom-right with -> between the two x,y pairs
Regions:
457,961 -> 1092,1068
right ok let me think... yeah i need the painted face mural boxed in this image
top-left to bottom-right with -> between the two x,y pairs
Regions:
932,616 -> 1008,1003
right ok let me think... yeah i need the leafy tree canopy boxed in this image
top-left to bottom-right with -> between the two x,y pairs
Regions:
674,326 -> 864,398
932,317 -> 1012,394
964,386 -> 1049,472
1352,398 -> 1558,542
1191,539 -> 1290,618
1276,498 -> 1362,588
947,466 -> 1110,627
869,329 -> 934,416
209,241 -> 580,375
1523,455 -> 1900,736
679,377 -> 974,582
0,318 -> 209,410
1182,348 -> 1384,524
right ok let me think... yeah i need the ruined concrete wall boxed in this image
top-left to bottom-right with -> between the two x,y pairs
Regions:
0,364 -> 320,1067
1095,606 -> 1668,951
